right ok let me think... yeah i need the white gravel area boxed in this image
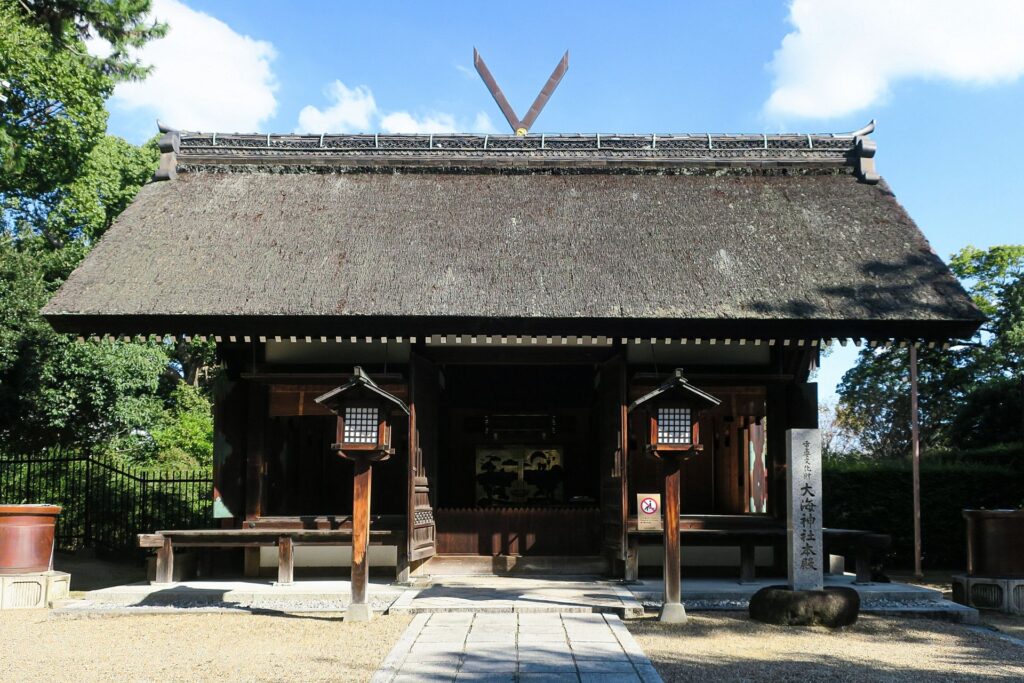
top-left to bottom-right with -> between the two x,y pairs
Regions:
0,610 -> 411,683
629,612 -> 1024,682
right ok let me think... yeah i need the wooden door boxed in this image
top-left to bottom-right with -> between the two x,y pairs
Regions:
745,419 -> 768,513
597,357 -> 628,571
408,353 -> 438,563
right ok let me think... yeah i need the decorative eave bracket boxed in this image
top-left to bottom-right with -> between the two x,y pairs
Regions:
851,119 -> 879,184
153,121 -> 180,181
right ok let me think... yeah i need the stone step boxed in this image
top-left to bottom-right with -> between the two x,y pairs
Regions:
418,555 -> 609,576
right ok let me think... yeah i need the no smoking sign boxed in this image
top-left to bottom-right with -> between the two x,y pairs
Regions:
637,493 -> 663,530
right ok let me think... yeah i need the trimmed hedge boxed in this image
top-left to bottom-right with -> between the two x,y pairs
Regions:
823,461 -> 1024,570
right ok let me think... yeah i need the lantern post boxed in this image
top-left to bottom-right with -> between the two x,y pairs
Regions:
316,367 -> 409,622
628,369 -> 720,623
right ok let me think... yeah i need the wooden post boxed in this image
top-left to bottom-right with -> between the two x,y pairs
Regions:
155,537 -> 174,584
277,535 -> 294,586
660,452 -> 686,623
910,345 -> 923,579
739,543 -> 756,583
625,535 -> 640,582
348,456 -> 374,621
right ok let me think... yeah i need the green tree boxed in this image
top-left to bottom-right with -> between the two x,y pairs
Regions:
0,0 -> 213,464
150,383 -> 214,467
15,0 -> 165,81
836,245 -> 1024,456
0,1 -> 111,202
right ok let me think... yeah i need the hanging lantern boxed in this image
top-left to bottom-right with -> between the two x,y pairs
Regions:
315,366 -> 409,461
630,368 -> 720,458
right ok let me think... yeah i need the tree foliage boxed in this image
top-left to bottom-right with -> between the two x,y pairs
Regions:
15,0 -> 166,80
1,0 -> 214,467
0,1 -> 111,199
837,244 -> 1024,456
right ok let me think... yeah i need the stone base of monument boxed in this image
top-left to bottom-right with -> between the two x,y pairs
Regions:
748,585 -> 860,627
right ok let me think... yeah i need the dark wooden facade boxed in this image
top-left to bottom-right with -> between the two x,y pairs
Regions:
210,338 -> 820,576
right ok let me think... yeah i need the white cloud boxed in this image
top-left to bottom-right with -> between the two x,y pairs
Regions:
379,111 -> 458,134
765,0 -> 1024,119
296,81 -> 376,134
296,80 -> 497,134
454,63 -> 477,81
101,0 -> 278,132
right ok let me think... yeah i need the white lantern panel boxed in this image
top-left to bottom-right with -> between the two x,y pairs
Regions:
657,407 -> 692,444
344,406 -> 379,444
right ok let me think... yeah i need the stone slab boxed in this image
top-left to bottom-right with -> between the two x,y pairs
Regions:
373,611 -> 663,683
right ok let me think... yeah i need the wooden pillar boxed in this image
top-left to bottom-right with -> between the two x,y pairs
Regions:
910,344 -> 923,579
277,536 -> 294,586
348,456 -> 374,621
739,542 -> 756,583
245,382 -> 266,521
660,452 -> 686,623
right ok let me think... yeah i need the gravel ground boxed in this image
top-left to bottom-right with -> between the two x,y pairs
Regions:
984,613 -> 1024,641
628,612 -> 1024,682
0,610 -> 411,683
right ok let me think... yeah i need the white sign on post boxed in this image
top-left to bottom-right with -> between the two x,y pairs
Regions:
637,493 -> 663,531
786,428 -> 823,591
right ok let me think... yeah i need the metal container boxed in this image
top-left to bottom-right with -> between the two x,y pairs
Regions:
0,505 -> 61,574
964,509 -> 1024,578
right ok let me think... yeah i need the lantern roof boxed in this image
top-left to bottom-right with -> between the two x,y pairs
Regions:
314,366 -> 410,415
628,369 -> 721,413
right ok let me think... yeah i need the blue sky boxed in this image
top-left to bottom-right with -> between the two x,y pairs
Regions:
103,0 -> 1024,401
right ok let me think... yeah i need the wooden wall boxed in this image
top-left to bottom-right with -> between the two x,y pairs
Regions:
435,507 -> 602,555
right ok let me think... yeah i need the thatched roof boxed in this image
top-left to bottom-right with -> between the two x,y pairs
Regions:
43,130 -> 983,341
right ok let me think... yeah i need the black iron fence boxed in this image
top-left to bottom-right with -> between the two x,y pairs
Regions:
0,449 -> 213,554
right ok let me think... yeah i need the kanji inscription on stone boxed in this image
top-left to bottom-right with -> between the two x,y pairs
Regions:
786,428 -> 823,591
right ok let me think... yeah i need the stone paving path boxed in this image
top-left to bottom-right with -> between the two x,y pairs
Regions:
372,612 -> 662,683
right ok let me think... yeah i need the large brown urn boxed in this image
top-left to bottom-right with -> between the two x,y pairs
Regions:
0,504 -> 61,574
964,509 -> 1024,577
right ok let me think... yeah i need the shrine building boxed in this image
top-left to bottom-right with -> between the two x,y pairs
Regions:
42,125 -> 984,582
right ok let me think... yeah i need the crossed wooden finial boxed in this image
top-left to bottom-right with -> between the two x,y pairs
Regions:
473,48 -> 569,136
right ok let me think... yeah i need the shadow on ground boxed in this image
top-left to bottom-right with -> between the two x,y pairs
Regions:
53,551 -> 146,592
629,612 -> 1024,682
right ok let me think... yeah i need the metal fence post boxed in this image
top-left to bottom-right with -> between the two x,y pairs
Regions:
24,457 -> 32,503
139,470 -> 148,542
84,456 -> 93,548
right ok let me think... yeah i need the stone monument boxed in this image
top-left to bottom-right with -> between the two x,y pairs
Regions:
786,428 -> 823,591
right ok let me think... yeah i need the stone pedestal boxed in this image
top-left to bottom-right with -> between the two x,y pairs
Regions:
345,601 -> 374,622
658,600 -> 688,624
0,571 -> 70,610
953,574 -> 1024,614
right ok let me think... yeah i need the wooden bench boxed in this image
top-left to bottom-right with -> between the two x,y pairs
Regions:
138,528 -> 406,585
625,517 -> 890,584
823,529 -> 891,583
